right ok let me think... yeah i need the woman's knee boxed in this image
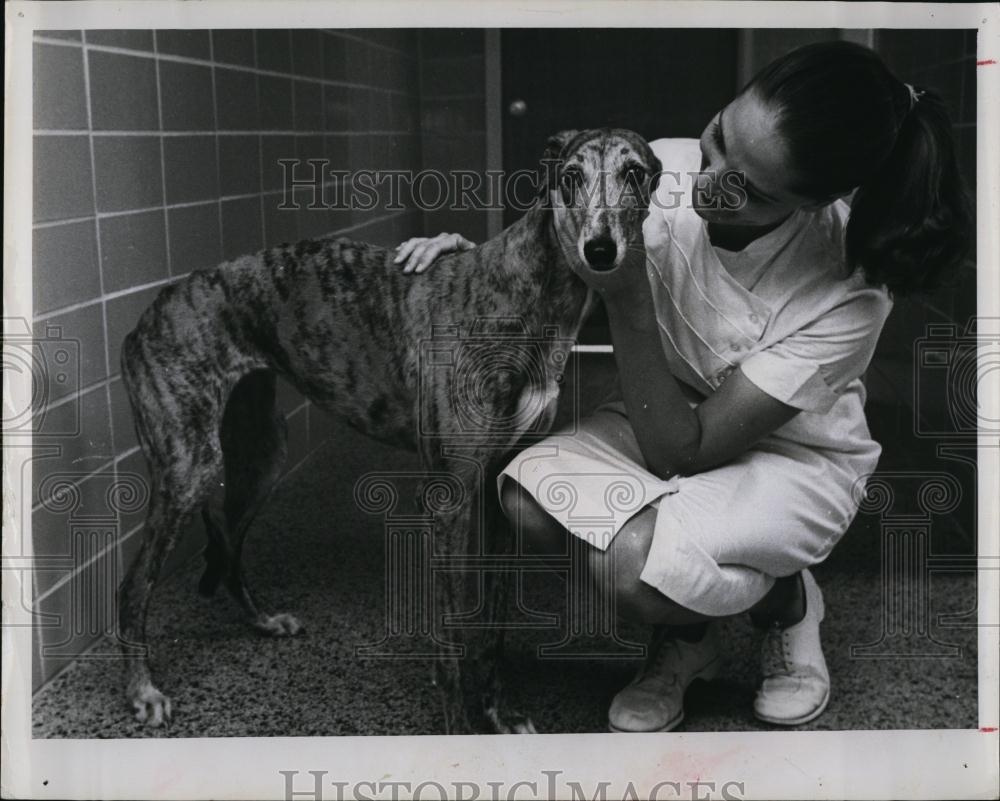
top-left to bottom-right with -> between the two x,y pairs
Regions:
589,510 -> 708,625
499,480 -> 565,552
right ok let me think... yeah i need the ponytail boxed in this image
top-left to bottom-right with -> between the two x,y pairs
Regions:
846,87 -> 974,295
747,41 -> 974,296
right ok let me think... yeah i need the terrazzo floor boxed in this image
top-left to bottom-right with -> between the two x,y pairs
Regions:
32,407 -> 979,737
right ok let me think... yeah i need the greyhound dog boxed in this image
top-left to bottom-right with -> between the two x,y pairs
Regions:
118,128 -> 662,733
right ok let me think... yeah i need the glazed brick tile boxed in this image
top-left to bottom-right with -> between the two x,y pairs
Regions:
323,134 -> 349,173
85,30 -> 154,51
323,84 -> 350,130
218,134 -> 261,196
221,196 -> 263,261
32,304 -> 106,404
212,30 -> 255,67
32,394 -> 115,514
34,533 -> 120,675
33,221 -> 100,315
108,376 -> 138,455
88,50 -> 159,131
263,192 -> 300,247
255,29 -> 291,73
261,134 -> 296,191
34,43 -> 87,129
162,135 -> 219,204
33,136 -> 94,223
156,29 -> 211,59
293,80 -> 323,132
215,68 -> 259,131
159,61 -> 215,131
322,33 -> 348,81
259,74 -> 294,130
167,203 -> 222,273
99,210 -> 168,293
32,458 -> 117,563
92,136 -> 162,213
291,29 -> 323,78
344,38 -> 370,85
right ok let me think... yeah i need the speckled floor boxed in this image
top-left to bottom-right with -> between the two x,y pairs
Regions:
33,408 -> 978,737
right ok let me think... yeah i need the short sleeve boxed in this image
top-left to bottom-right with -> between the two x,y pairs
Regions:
739,285 -> 893,414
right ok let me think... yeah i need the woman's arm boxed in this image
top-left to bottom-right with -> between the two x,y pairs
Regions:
604,287 -> 798,479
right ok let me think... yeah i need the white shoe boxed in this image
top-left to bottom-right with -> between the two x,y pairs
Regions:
608,623 -> 722,733
753,569 -> 830,725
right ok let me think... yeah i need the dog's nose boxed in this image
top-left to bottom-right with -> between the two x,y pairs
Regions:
583,238 -> 618,271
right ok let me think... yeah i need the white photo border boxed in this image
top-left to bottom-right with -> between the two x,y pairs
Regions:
3,2 -> 998,799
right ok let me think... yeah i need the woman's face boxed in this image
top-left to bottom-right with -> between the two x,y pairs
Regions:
695,89 -> 818,227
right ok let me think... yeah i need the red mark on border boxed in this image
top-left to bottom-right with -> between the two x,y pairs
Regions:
977,59 -> 997,66
981,726 -> 997,732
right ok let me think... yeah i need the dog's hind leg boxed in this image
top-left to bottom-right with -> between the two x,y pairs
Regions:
118,416 -> 225,724
202,369 -> 302,637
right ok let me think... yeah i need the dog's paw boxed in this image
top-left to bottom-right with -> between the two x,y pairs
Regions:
254,612 -> 303,637
486,705 -> 538,734
512,717 -> 538,734
130,682 -> 172,727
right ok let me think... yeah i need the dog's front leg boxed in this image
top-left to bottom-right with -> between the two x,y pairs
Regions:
427,499 -> 477,734
477,471 -> 537,734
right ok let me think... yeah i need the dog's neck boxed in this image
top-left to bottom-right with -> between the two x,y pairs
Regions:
472,202 -> 591,337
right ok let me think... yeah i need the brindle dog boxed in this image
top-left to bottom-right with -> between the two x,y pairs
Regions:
118,128 -> 662,733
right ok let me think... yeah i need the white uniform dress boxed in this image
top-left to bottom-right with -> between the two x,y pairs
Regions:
498,138 -> 894,617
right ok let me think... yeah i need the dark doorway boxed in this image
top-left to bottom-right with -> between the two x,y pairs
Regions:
500,28 -> 739,341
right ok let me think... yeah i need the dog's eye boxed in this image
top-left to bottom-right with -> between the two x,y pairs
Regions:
623,164 -> 647,187
559,168 -> 583,200
560,168 -> 583,189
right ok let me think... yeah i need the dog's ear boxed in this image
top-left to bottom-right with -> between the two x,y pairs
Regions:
541,129 -> 580,163
648,153 -> 663,197
537,129 -> 580,198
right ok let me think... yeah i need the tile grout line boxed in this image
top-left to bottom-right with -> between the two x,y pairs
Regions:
79,32 -> 120,577
34,520 -> 146,604
35,128 -> 422,137
154,32 -> 175,290
255,30 -> 267,256
33,36 -> 418,94
34,209 -> 411,324
210,32 -> 225,273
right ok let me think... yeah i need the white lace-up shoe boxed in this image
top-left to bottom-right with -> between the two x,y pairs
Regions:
754,569 -> 830,725
608,623 -> 722,732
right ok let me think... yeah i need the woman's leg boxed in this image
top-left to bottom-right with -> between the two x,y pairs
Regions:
500,479 -> 722,733
500,480 -> 713,625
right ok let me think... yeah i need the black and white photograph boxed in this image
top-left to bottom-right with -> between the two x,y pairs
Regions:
3,1 -> 998,799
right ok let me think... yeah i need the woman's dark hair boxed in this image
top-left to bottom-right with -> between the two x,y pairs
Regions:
746,40 -> 974,296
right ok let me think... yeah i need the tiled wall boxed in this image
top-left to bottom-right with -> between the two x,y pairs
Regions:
419,30 -> 490,242
30,28 -> 429,690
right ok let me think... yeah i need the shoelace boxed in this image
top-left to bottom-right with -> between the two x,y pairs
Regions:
761,623 -> 790,677
640,630 -> 682,687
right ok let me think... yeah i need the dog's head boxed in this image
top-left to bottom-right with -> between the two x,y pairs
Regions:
539,128 -> 661,271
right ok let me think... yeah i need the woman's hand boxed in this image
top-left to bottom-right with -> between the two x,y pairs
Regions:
393,232 -> 476,274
